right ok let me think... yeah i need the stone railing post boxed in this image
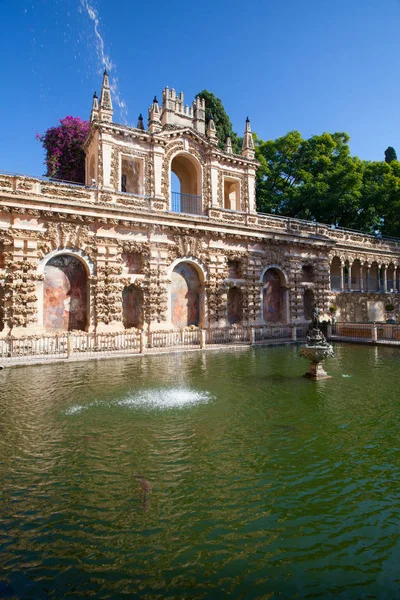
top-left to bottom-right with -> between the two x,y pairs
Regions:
140,330 -> 146,354
291,324 -> 297,341
67,334 -> 74,359
7,336 -> 13,358
327,323 -> 332,339
250,327 -> 255,345
200,329 -> 206,349
372,323 -> 377,343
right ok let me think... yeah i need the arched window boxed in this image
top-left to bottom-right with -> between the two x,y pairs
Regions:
369,262 -> 379,292
170,153 -> 202,215
330,257 -> 342,291
227,286 -> 243,325
262,268 -> 287,323
171,262 -> 202,327
43,255 -> 88,331
122,285 -> 144,329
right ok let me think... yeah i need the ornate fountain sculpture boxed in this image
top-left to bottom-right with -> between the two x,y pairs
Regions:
299,307 -> 334,380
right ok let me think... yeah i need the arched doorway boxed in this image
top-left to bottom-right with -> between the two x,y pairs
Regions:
122,285 -> 144,329
170,153 -> 202,215
43,255 -> 88,331
303,289 -> 314,321
262,268 -> 287,323
227,286 -> 243,325
171,262 -> 202,327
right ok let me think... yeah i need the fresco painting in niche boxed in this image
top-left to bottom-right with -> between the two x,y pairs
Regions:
263,269 -> 283,323
171,263 -> 201,326
123,286 -> 144,328
227,287 -> 243,324
44,255 -> 87,331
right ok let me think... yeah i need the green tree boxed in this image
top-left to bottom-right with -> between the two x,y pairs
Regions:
196,90 -> 242,153
384,146 -> 397,163
255,131 -> 366,228
360,160 -> 400,237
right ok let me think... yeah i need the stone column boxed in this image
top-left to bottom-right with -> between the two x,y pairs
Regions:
340,263 -> 344,291
366,265 -> 370,292
383,265 -> 387,293
394,267 -> 398,293
360,263 -> 364,292
348,262 -> 353,292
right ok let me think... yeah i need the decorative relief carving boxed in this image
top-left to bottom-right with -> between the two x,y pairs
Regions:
37,223 -> 96,261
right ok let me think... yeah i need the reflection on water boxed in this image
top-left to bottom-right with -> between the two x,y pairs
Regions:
1,345 -> 400,599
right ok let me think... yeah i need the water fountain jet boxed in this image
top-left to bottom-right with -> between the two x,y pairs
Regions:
299,307 -> 334,380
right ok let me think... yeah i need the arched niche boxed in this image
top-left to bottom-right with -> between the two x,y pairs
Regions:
122,285 -> 144,329
330,256 -> 342,290
227,286 -> 243,325
261,267 -> 288,324
171,261 -> 203,327
170,153 -> 202,214
303,288 -> 315,321
43,254 -> 88,331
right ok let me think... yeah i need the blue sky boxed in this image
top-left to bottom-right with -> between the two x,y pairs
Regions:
1,0 -> 400,176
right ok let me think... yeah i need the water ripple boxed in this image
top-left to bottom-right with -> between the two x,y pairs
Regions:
1,345 -> 400,598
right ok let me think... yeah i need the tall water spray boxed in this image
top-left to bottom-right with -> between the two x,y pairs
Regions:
79,0 -> 128,123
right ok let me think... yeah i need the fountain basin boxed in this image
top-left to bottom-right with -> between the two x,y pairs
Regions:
299,344 -> 334,380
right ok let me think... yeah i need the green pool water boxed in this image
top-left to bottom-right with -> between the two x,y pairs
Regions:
0,344 -> 399,599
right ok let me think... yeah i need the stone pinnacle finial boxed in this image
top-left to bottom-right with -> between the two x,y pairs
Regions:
99,69 -> 113,122
242,116 -> 254,159
137,114 -> 145,130
225,136 -> 233,154
207,115 -> 218,145
148,95 -> 162,133
90,91 -> 99,122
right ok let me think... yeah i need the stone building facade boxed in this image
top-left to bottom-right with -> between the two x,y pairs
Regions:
0,71 -> 400,336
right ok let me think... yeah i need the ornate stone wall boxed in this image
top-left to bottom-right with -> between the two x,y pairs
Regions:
0,172 -> 400,335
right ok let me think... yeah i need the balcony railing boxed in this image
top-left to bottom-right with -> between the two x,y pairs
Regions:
171,192 -> 202,215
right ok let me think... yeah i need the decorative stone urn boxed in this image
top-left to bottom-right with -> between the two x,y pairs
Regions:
299,308 -> 334,380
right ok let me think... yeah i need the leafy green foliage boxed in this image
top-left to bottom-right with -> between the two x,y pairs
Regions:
196,90 -> 242,153
384,146 -> 397,163
255,131 -> 363,227
255,131 -> 400,237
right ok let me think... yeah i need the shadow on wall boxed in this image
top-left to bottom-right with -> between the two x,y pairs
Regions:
262,268 -> 286,323
123,285 -> 144,329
